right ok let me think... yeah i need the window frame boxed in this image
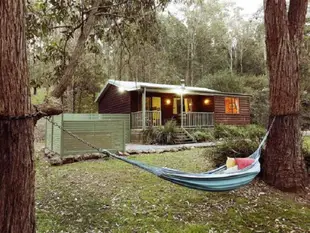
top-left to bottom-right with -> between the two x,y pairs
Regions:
225,97 -> 240,114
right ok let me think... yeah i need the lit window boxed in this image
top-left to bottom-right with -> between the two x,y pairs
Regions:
225,97 -> 240,114
185,98 -> 193,112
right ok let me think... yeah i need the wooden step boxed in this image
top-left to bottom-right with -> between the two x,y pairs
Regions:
174,129 -> 196,144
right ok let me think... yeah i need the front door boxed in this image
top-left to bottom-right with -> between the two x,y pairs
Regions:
173,97 -> 193,114
173,98 -> 181,115
172,97 -> 193,125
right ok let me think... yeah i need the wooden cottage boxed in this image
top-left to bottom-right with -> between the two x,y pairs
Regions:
95,80 -> 251,131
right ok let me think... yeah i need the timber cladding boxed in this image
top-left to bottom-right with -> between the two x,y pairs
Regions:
45,114 -> 130,156
98,84 -> 131,113
214,96 -> 250,125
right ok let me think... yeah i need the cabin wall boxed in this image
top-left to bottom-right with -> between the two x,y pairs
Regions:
130,91 -> 140,112
98,84 -> 131,113
129,92 -> 215,124
191,95 -> 214,112
97,85 -> 251,126
214,96 -> 250,125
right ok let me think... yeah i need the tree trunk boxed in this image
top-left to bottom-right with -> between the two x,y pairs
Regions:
72,80 -> 76,113
51,0 -> 100,98
0,1 -> 35,232
33,86 -> 37,95
186,29 -> 192,86
190,32 -> 194,86
229,44 -> 233,74
240,42 -> 243,74
263,0 -> 308,192
118,43 -> 123,80
78,89 -> 83,113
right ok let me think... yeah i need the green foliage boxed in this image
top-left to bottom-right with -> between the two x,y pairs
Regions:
198,72 -> 269,126
192,130 -> 214,142
211,139 -> 259,167
301,93 -> 310,129
302,137 -> 310,172
214,124 -> 266,141
143,120 -> 178,145
244,75 -> 269,126
211,132 -> 310,172
211,124 -> 265,166
31,88 -> 48,105
197,70 -> 245,93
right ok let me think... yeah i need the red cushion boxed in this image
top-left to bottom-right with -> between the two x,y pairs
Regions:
235,158 -> 255,169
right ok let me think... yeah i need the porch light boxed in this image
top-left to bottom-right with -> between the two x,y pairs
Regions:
165,99 -> 171,105
118,86 -> 125,93
204,98 -> 211,105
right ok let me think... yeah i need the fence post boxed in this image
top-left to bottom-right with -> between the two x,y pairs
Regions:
51,116 -> 54,151
142,88 -> 146,129
45,118 -> 47,149
123,120 -> 126,152
127,114 -> 131,143
60,114 -> 64,157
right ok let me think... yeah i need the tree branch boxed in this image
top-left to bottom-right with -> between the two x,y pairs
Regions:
32,97 -> 63,124
288,0 -> 308,41
50,0 -> 100,98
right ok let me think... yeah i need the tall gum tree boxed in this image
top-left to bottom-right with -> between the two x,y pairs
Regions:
263,0 -> 309,192
0,0 -> 36,232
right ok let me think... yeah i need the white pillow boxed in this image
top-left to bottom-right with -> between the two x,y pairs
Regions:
223,165 -> 238,174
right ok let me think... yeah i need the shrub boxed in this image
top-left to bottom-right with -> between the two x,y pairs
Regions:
210,139 -> 259,167
142,120 -> 178,145
302,138 -> 310,173
193,130 -> 214,142
142,126 -> 158,144
214,124 -> 265,141
210,137 -> 310,173
160,120 -> 178,144
244,124 -> 266,141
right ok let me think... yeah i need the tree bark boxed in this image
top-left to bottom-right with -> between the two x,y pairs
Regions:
229,44 -> 233,74
0,1 -> 35,232
51,0 -> 100,98
263,0 -> 308,192
118,42 -> 123,80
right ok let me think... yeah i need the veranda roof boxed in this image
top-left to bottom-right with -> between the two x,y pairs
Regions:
95,79 -> 250,102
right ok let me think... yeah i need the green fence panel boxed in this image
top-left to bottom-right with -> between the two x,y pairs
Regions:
62,119 -> 125,156
63,113 -> 130,143
45,114 -> 129,157
45,118 -> 53,150
52,115 -> 62,155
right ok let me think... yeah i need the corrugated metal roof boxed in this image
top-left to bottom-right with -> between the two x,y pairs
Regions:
107,79 -> 219,92
95,79 -> 250,102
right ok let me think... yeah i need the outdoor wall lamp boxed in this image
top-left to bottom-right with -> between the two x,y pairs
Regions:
118,86 -> 125,93
204,98 -> 211,105
165,99 -> 171,105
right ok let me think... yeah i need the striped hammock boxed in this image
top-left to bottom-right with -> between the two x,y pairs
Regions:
101,119 -> 274,192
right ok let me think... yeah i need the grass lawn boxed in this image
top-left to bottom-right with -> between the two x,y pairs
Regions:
35,148 -> 310,232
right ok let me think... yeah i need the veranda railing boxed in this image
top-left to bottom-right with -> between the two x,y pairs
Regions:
131,111 -> 162,129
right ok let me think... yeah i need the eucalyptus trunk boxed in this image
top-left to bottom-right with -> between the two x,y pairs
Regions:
263,0 -> 308,192
51,0 -> 100,98
0,0 -> 35,232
